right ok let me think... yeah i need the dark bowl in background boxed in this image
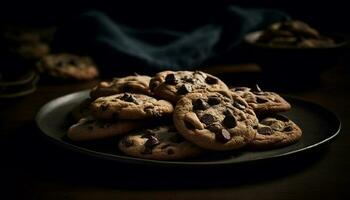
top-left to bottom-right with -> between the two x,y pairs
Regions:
242,31 -> 348,89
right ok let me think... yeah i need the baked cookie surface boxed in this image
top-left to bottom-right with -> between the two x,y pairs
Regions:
149,71 -> 229,103
173,92 -> 258,151
118,126 -> 202,160
67,117 -> 145,141
90,75 -> 151,99
249,115 -> 302,149
230,85 -> 291,114
90,93 -> 174,120
36,53 -> 98,80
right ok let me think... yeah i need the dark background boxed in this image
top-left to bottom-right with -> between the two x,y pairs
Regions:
0,0 -> 349,33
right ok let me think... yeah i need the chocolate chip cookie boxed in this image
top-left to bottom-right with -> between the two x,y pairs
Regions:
36,53 -> 99,81
67,117 -> 145,141
173,92 -> 258,151
90,93 -> 174,120
118,126 -> 202,160
149,71 -> 229,103
249,115 -> 302,149
90,75 -> 151,99
230,85 -> 291,114
71,98 -> 92,121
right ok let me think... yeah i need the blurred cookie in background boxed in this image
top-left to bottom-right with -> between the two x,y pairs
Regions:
0,25 -> 55,61
36,53 -> 99,81
256,20 -> 336,48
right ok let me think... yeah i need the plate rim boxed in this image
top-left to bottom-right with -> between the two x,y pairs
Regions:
35,90 -> 342,167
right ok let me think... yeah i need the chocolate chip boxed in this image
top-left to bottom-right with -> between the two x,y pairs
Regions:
177,84 -> 192,95
100,103 -> 109,111
275,114 -> 289,122
223,114 -> 237,128
200,114 -> 215,125
258,126 -> 273,135
169,134 -> 185,143
283,126 -> 293,132
144,135 -> 160,148
207,96 -> 221,106
215,129 -> 231,143
167,149 -> 175,155
205,76 -> 218,84
233,101 -> 246,110
120,93 -> 139,104
256,97 -> 269,103
193,99 -> 208,110
208,124 -> 222,133
122,139 -> 134,147
165,74 -> 177,85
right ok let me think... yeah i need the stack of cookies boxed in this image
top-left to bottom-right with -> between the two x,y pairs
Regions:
67,71 -> 302,160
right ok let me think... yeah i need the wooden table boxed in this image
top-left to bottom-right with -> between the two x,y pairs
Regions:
1,64 -> 349,200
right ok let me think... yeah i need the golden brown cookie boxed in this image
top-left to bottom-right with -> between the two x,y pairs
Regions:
67,117 -> 145,141
90,75 -> 151,99
249,114 -> 302,149
173,92 -> 258,151
36,53 -> 98,80
118,126 -> 203,160
230,85 -> 291,115
90,93 -> 174,120
149,70 -> 229,103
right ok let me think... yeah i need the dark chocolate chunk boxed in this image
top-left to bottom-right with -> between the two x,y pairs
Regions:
283,126 -> 293,132
177,84 -> 192,95
258,126 -> 273,135
165,74 -> 177,85
100,103 -> 109,111
200,114 -> 215,125
120,93 -> 139,104
167,149 -> 175,155
208,124 -> 222,133
122,139 -> 134,147
275,114 -> 289,122
144,135 -> 160,148
233,101 -> 246,110
256,97 -> 269,103
193,99 -> 208,110
205,76 -> 218,84
215,129 -> 231,143
223,114 -> 237,128
207,96 -> 221,106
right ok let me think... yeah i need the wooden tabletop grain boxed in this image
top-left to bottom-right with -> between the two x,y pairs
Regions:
1,64 -> 349,200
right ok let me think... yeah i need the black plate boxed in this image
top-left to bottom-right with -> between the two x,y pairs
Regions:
36,90 -> 341,167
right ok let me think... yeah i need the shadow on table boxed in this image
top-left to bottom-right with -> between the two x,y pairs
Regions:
3,122 -> 330,190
